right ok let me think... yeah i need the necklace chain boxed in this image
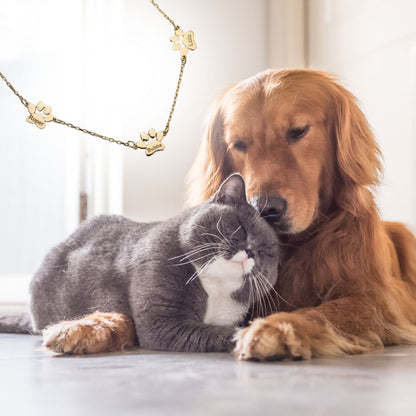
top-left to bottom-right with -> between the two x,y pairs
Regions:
0,0 -> 195,156
0,71 -> 29,108
149,0 -> 178,29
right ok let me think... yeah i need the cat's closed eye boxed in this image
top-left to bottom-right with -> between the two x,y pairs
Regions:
258,247 -> 276,257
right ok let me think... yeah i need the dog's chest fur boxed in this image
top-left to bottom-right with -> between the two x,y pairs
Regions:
198,256 -> 251,326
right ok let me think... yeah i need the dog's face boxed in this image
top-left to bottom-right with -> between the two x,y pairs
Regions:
222,81 -> 334,234
189,70 -> 381,236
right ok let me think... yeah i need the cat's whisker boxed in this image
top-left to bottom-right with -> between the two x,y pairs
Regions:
264,286 -> 279,314
248,275 -> 255,322
260,194 -> 269,217
258,283 -> 266,317
243,274 -> 253,323
256,277 -> 268,317
253,271 -> 276,316
169,241 -> 218,256
187,259 -> 213,285
193,224 -> 208,231
168,247 -> 213,262
250,269 -> 272,317
171,252 -> 214,267
251,272 -> 265,313
246,274 -> 251,309
176,247 -> 217,262
230,225 -> 242,238
168,243 -> 218,261
201,232 -> 228,246
175,243 -> 229,265
251,272 -> 262,318
250,194 -> 269,226
185,256 -> 216,285
186,267 -> 203,285
251,209 -> 261,226
257,214 -> 281,221
216,215 -> 231,245
263,280 -> 279,314
188,250 -> 228,284
186,258 -> 213,276
255,269 -> 298,309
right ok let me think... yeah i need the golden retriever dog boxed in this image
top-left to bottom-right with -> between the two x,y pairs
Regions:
187,69 -> 416,360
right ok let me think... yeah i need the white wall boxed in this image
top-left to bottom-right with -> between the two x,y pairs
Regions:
307,0 -> 416,231
0,0 -> 84,280
267,0 -> 306,68
123,0 -> 268,222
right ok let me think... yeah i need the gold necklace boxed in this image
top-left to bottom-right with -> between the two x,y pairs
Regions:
0,0 -> 196,156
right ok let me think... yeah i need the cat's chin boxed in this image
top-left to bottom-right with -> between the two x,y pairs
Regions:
197,252 -> 251,292
228,251 -> 255,276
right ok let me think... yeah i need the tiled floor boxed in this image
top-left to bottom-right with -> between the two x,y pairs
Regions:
1,333 -> 416,416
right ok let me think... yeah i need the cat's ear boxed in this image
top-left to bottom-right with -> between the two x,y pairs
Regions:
214,173 -> 247,205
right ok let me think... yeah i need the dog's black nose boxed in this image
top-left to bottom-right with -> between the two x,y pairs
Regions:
252,195 -> 287,224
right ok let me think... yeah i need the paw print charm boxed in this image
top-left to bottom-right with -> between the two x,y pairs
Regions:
135,128 -> 165,156
26,101 -> 53,129
170,28 -> 197,56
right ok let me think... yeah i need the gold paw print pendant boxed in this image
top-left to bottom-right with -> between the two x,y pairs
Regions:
26,101 -> 53,129
170,28 -> 197,56
136,128 -> 165,156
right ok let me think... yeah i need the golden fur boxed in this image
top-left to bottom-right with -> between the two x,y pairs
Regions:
188,69 -> 416,360
42,312 -> 136,354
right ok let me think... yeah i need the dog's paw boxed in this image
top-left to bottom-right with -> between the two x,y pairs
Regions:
42,312 -> 135,355
233,315 -> 312,361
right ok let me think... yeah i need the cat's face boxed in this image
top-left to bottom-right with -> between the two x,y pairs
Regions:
180,174 -> 279,305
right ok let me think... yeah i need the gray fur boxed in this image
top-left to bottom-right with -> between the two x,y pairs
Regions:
0,313 -> 32,333
2,174 -> 279,352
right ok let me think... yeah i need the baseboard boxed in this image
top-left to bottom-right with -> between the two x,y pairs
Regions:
0,274 -> 31,304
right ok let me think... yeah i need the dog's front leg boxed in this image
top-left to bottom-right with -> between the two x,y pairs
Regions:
234,296 -> 387,361
42,312 -> 136,354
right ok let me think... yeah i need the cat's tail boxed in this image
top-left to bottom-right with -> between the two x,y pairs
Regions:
0,312 -> 33,334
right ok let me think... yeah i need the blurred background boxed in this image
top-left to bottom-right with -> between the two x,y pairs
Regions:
0,0 -> 415,304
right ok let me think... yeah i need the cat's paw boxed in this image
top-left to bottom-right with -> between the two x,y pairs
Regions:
233,314 -> 312,361
42,312 -> 136,355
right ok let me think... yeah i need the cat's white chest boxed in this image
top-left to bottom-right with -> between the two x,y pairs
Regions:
198,253 -> 254,326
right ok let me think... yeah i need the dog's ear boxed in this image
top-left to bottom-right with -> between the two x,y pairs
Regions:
186,91 -> 233,206
332,85 -> 382,189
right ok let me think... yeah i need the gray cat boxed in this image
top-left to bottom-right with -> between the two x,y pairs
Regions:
0,174 -> 279,353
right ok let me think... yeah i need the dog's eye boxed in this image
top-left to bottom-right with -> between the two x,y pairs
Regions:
287,125 -> 310,143
232,140 -> 248,152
